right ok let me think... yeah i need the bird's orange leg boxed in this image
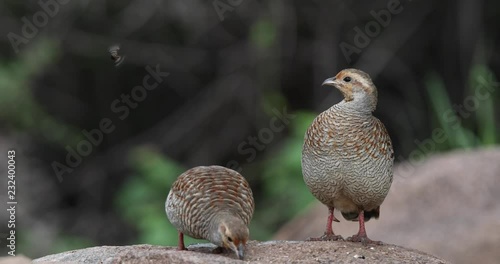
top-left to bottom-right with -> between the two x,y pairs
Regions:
178,231 -> 187,250
347,211 -> 382,245
307,207 -> 343,241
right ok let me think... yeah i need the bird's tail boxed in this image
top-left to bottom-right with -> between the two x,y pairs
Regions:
341,207 -> 380,222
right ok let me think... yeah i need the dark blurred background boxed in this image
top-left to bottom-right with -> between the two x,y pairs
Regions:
0,0 -> 498,261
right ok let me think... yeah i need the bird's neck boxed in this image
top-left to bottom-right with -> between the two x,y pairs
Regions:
335,93 -> 377,114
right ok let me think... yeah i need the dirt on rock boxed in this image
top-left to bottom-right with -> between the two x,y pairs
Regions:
32,241 -> 448,264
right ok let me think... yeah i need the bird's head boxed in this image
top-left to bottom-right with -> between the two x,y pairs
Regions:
217,218 -> 249,260
322,68 -> 378,112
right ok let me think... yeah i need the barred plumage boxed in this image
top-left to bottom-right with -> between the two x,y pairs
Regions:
302,69 -> 394,244
166,165 -> 254,259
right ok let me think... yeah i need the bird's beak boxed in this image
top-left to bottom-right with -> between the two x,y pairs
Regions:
237,243 -> 245,260
322,77 -> 336,86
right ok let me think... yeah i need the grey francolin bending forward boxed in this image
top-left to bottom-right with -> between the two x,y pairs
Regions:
302,69 -> 394,244
166,165 -> 254,259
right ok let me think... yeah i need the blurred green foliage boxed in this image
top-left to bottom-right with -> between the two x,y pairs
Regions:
470,65 -> 498,145
425,72 -> 477,149
0,39 -> 82,145
114,146 -> 203,246
250,111 -> 316,239
250,18 -> 276,50
425,65 -> 498,151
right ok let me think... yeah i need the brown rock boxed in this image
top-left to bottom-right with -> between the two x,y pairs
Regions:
275,148 -> 500,264
32,241 -> 447,263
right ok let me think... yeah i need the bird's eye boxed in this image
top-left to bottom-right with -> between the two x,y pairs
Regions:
227,237 -> 233,242
343,77 -> 351,82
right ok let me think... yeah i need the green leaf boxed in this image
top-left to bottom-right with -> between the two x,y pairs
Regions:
425,72 -> 476,149
469,65 -> 498,145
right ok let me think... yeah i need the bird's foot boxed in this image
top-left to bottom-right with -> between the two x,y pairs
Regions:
346,234 -> 382,246
307,232 -> 344,241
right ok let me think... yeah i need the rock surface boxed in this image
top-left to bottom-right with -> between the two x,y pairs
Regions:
33,241 -> 447,263
274,148 -> 500,264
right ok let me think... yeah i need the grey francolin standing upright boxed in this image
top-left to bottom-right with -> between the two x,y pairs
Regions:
302,68 -> 394,244
166,166 -> 255,259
